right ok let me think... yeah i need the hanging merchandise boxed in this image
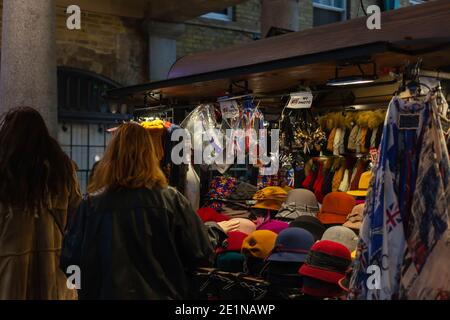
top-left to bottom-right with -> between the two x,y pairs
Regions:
181,104 -> 224,171
349,89 -> 450,300
399,90 -> 450,299
185,163 -> 201,211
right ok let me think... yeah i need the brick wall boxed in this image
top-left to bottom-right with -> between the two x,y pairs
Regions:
176,0 -> 261,58
55,6 -> 148,86
299,0 -> 314,30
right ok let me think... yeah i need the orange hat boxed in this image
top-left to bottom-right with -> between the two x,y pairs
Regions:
241,230 -> 277,259
347,171 -> 372,197
317,192 -> 356,225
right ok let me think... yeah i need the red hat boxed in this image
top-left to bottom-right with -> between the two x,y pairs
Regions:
197,208 -> 230,223
216,231 -> 248,254
299,240 -> 351,285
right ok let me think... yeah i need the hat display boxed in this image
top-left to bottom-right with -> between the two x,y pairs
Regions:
347,171 -> 372,197
216,252 -> 246,273
299,240 -> 352,285
276,189 -> 320,220
252,187 -> 288,211
216,231 -> 248,254
267,228 -> 315,263
316,192 -> 356,225
256,219 -> 289,234
229,218 -> 256,235
241,230 -> 277,259
289,216 -> 326,241
343,203 -> 365,230
321,226 -> 359,252
197,207 -> 230,223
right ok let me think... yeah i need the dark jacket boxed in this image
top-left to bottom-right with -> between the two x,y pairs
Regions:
60,187 -> 214,300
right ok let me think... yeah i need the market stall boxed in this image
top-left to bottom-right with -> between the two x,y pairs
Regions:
104,0 -> 450,300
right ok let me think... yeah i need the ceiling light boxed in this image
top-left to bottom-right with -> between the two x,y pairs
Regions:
327,75 -> 378,86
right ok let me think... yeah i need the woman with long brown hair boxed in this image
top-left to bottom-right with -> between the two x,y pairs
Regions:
0,107 -> 81,299
61,122 -> 214,299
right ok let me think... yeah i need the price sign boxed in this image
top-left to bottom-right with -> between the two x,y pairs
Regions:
286,91 -> 313,109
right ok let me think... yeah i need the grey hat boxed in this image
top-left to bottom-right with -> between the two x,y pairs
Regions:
276,189 -> 320,221
321,226 -> 359,252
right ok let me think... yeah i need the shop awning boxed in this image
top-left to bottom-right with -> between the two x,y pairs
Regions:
106,0 -> 450,106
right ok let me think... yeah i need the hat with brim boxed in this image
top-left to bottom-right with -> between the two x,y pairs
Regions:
347,171 -> 372,197
316,213 -> 348,225
343,203 -> 365,230
299,263 -> 345,284
267,250 -> 309,263
252,199 -> 284,211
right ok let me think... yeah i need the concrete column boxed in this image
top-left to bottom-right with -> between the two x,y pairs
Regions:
0,0 -> 57,136
143,21 -> 185,81
261,0 -> 299,37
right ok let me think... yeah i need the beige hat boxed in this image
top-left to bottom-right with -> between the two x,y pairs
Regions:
343,203 -> 365,230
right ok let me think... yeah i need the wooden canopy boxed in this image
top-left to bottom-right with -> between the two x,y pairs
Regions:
106,0 -> 450,107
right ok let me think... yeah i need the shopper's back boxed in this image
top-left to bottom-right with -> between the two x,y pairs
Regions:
63,186 -> 212,300
60,123 -> 213,300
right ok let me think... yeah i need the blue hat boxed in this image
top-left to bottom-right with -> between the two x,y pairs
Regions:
267,227 -> 315,263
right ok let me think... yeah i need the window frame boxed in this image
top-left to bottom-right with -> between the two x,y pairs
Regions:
313,0 -> 347,22
201,7 -> 234,22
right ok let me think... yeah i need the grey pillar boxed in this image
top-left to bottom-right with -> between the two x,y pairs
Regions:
261,0 -> 300,37
143,21 -> 185,81
0,0 -> 57,136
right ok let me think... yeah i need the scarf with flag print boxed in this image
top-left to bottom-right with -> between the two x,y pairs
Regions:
349,96 -> 428,300
399,94 -> 450,299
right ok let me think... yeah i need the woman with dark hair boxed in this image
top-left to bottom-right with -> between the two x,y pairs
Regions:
61,122 -> 214,300
0,107 -> 82,299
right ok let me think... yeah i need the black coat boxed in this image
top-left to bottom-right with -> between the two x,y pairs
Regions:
60,187 -> 214,300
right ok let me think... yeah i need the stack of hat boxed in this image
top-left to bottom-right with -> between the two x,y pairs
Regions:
266,228 -> 315,287
289,216 -> 326,241
299,240 -> 352,298
252,187 -> 288,211
343,203 -> 365,231
276,189 -> 320,221
316,192 -> 356,225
